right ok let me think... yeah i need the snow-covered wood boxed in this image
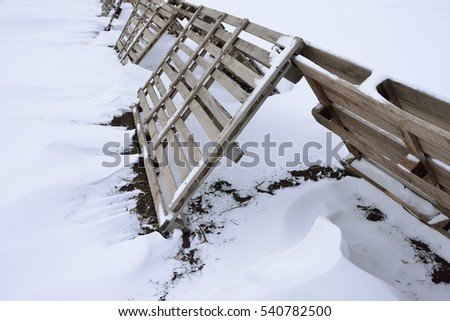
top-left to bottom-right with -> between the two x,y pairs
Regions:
297,45 -> 450,236
117,2 -> 303,231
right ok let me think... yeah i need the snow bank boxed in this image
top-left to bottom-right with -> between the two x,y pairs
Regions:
0,0 -> 181,300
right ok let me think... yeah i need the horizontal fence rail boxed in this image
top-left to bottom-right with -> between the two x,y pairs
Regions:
293,47 -> 450,236
106,0 -> 450,237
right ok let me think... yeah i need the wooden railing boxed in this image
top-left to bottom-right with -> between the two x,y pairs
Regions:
105,0 -> 450,237
293,46 -> 450,236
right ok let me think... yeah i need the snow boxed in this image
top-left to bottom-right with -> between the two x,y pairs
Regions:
407,154 -> 420,163
0,0 -> 178,300
200,217 -> 406,300
0,0 -> 449,301
433,158 -> 450,173
352,159 -> 438,217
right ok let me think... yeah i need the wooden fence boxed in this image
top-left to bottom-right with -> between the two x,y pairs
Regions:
106,0 -> 450,237
293,47 -> 450,236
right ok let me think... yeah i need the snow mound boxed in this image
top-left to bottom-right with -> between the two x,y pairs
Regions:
204,217 -> 404,300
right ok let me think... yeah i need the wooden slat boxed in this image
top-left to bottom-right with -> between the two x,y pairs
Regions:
161,62 -> 178,82
154,74 -> 167,97
146,84 -> 161,108
164,99 -> 203,165
300,44 -> 371,85
152,18 -> 250,149
128,49 -> 138,62
151,65 -> 203,164
185,29 -> 262,88
312,107 -> 450,213
187,97 -> 221,140
429,160 -> 450,191
244,22 -> 284,45
154,142 -> 178,200
142,6 -> 204,90
120,11 -> 158,61
419,138 -> 450,166
144,14 -> 226,115
221,55 -> 262,88
151,14 -> 165,28
114,4 -> 140,49
166,55 -> 230,134
397,98 -> 450,131
177,41 -> 195,57
153,101 -> 192,182
134,10 -> 180,64
211,69 -> 249,103
168,37 -> 303,213
233,38 -> 271,67
137,88 -> 152,119
331,104 -> 406,161
296,57 -> 450,158
197,86 -> 231,129
169,51 -> 186,72
143,28 -> 156,41
141,100 -> 178,201
389,79 -> 450,123
132,105 -> 170,226
198,6 -> 242,27
400,126 -> 439,185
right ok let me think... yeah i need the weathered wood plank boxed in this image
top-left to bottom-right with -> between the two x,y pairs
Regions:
197,86 -> 231,129
146,84 -> 160,108
168,37 -> 303,213
300,44 -> 371,85
321,86 -> 403,137
245,22 -> 284,45
138,88 -> 152,119
221,55 -> 262,88
152,18 -> 250,149
152,14 -> 167,29
132,105 -> 170,227
133,9 -> 181,64
141,6 -> 204,90
152,98 -> 192,181
177,41 -> 195,57
386,79 -> 450,124
163,98 -> 203,165
154,74 -> 168,97
211,69 -> 249,103
313,107 -> 450,213
397,97 -> 450,132
400,126 -> 439,185
185,29 -> 262,88
161,62 -> 178,82
331,104 -> 406,161
429,160 -> 450,191
419,138 -> 450,166
296,57 -> 450,158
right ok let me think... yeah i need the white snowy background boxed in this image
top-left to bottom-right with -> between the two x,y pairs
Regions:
0,0 -> 449,300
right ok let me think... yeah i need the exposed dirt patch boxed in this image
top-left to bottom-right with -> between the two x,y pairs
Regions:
120,159 -> 158,234
156,231 -> 206,301
108,111 -> 135,130
257,165 -> 347,195
109,112 -> 158,235
409,238 -> 450,284
209,180 -> 253,204
187,179 -> 253,216
357,205 -> 387,222
188,195 -> 213,215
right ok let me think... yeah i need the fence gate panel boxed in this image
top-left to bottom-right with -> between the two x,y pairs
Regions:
133,4 -> 303,231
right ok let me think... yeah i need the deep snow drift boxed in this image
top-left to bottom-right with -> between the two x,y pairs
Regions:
0,0 -> 449,300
